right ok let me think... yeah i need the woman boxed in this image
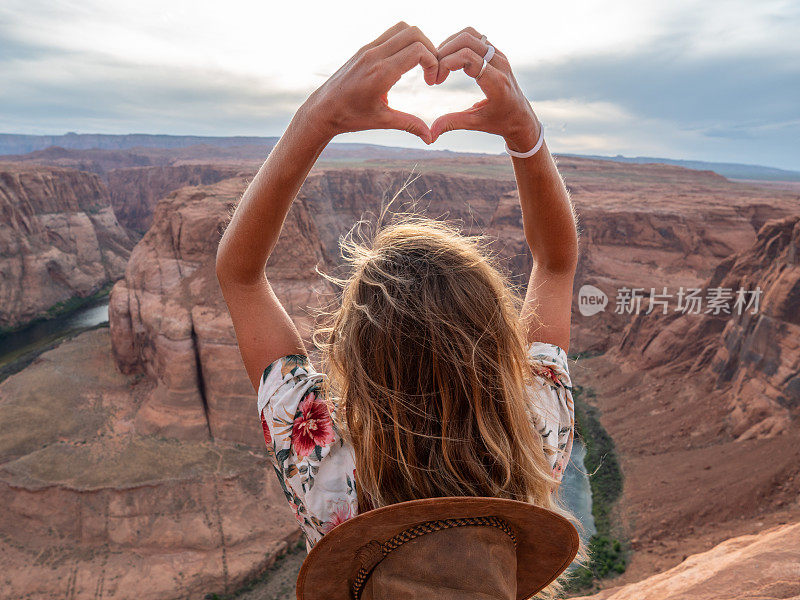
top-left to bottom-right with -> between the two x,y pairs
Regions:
217,22 -> 579,556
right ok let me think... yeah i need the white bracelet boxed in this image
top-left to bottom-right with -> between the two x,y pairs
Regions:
505,120 -> 545,158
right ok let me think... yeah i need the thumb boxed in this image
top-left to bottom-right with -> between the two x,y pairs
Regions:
382,108 -> 432,145
430,106 -> 484,143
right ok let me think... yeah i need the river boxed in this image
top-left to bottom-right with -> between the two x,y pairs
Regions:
0,297 -> 110,372
562,438 -> 597,541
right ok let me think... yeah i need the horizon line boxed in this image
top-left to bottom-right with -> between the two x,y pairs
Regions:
0,131 -> 798,175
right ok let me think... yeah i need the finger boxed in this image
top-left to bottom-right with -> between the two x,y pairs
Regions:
437,27 -> 508,60
384,41 -> 439,86
438,26 -> 483,49
381,108 -> 432,144
437,47 -> 502,88
375,25 -> 438,62
429,101 -> 488,142
438,33 -> 508,65
365,21 -> 409,49
438,31 -> 487,60
435,33 -> 508,84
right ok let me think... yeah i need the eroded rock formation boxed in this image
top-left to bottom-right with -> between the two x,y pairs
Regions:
0,163 -> 134,331
563,159 -> 798,352
108,169 -> 522,448
109,176 -> 272,446
617,215 -> 800,440
574,522 -> 800,600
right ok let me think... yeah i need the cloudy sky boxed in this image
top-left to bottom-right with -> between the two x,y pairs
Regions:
1,0 -> 798,169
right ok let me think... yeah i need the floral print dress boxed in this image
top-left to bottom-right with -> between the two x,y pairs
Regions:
256,342 -> 575,550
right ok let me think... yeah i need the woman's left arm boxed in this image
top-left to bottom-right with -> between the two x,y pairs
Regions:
216,22 -> 438,392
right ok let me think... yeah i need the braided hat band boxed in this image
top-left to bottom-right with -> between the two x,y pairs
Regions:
351,516 -> 517,600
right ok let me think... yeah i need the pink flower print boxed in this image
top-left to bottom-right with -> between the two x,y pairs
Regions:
322,501 -> 355,533
292,389 -> 335,458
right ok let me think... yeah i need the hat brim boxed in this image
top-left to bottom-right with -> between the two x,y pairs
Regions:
296,496 -> 580,600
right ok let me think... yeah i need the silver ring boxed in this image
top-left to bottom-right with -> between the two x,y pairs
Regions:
479,34 -> 487,44
476,44 -> 495,80
477,59 -> 488,79
483,44 -> 496,64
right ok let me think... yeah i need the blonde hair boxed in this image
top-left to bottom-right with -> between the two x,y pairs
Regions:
315,203 -> 585,596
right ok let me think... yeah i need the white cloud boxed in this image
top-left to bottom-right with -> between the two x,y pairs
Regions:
0,0 -> 798,168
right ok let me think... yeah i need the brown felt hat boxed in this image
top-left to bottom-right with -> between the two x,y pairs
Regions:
296,496 -> 579,600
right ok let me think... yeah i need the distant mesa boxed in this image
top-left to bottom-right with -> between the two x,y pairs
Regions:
3,131 -> 800,181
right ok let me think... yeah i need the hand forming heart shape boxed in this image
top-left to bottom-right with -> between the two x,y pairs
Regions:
301,22 -> 542,153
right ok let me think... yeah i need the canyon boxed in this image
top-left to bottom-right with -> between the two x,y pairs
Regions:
0,147 -> 798,599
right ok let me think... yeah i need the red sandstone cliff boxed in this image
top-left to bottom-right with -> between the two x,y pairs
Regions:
0,163 -> 134,331
108,175 -> 329,446
107,169 -> 523,448
616,215 -> 800,439
562,158 -> 797,352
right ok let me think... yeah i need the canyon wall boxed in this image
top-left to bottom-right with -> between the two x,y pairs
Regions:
109,176 -> 265,446
106,164 -> 247,233
616,215 -> 800,440
561,158 -> 797,352
0,163 -> 134,331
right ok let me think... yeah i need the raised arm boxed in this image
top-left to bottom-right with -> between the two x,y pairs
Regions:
431,27 -> 578,352
216,22 -> 439,392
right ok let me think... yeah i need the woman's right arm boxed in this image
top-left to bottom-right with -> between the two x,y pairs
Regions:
430,28 -> 578,352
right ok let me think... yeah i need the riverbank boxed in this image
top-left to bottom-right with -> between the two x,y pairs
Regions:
0,321 -> 110,385
567,384 -> 628,593
574,351 -> 800,588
